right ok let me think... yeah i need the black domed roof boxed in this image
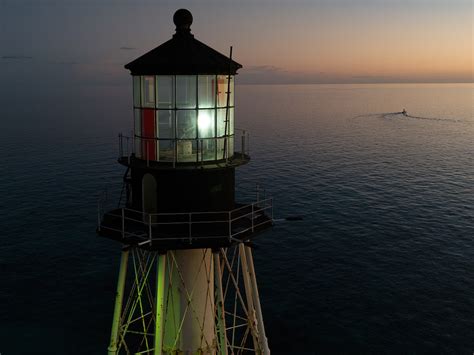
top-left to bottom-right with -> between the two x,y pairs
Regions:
124,9 -> 242,75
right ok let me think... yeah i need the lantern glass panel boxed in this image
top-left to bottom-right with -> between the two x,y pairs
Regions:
156,76 -> 174,108
141,76 -> 155,108
197,110 -> 215,139
217,75 -> 234,107
134,109 -> 142,157
177,140 -> 197,162
217,108 -> 234,136
176,76 -> 196,108
159,140 -> 174,161
216,137 -> 226,159
157,110 -> 175,139
198,75 -> 215,108
201,139 -> 216,161
133,76 -> 140,107
176,110 -> 196,139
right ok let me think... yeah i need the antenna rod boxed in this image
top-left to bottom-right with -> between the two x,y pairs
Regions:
222,46 -> 233,161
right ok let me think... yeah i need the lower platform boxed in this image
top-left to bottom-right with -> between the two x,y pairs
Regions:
97,200 -> 273,251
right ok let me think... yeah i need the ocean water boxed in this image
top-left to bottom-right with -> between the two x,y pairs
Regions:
1,82 -> 473,354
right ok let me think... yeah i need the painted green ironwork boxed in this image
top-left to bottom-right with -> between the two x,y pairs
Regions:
107,246 -> 269,354
154,253 -> 167,355
108,249 -> 129,355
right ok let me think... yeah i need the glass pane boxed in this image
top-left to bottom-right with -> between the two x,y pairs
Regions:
134,109 -> 142,158
217,75 -> 234,107
156,76 -> 174,108
133,76 -> 140,107
216,137 -> 226,159
177,140 -> 197,162
135,136 -> 142,158
141,76 -> 155,108
230,76 -> 234,106
141,109 -> 156,161
197,109 -> 215,138
217,108 -> 233,136
157,110 -> 175,139
215,136 -> 233,160
228,136 -> 234,158
159,140 -> 174,161
201,138 -> 216,161
198,75 -> 215,108
134,109 -> 141,137
176,110 -> 196,139
176,76 -> 196,108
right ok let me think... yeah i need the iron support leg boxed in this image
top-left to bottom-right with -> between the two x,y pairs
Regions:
154,253 -> 167,355
239,243 -> 260,352
214,251 -> 228,355
245,246 -> 270,355
108,249 -> 130,355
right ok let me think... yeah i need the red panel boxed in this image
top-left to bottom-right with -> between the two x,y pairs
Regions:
141,109 -> 156,161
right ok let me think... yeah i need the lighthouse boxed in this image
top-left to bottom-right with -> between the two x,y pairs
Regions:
98,9 -> 272,354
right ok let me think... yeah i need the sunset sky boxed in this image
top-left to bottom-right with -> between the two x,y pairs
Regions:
1,0 -> 472,84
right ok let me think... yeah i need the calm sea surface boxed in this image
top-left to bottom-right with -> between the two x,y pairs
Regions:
1,82 -> 473,354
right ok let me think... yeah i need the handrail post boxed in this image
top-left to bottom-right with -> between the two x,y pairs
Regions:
121,208 -> 125,238
241,132 -> 245,156
188,213 -> 192,244
148,214 -> 152,244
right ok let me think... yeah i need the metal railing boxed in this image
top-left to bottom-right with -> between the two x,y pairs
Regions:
98,198 -> 273,246
118,129 -> 249,166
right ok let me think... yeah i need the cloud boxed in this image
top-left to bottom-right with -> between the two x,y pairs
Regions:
2,55 -> 33,60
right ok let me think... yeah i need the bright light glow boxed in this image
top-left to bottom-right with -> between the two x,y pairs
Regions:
198,112 -> 211,131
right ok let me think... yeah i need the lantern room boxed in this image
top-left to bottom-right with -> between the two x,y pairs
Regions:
123,9 -> 244,166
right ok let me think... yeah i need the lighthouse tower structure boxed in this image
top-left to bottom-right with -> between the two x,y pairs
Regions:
97,9 -> 273,355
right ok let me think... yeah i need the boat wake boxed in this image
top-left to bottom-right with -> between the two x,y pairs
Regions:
353,112 -> 461,122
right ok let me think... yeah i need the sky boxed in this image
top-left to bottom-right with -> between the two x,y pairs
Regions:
1,0 -> 472,84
